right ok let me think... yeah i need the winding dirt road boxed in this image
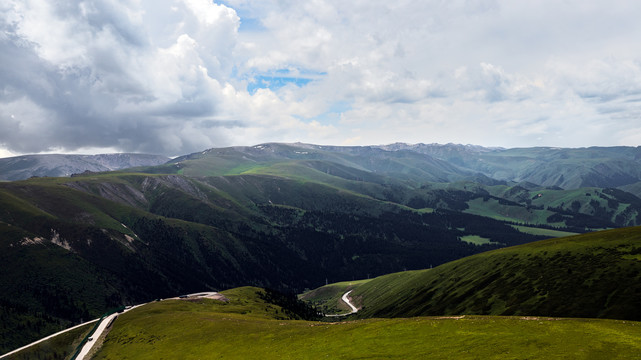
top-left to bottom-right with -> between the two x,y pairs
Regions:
326,290 -> 359,317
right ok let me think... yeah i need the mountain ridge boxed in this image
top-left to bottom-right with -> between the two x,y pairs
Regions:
0,153 -> 170,181
5,143 -> 641,190
163,142 -> 641,189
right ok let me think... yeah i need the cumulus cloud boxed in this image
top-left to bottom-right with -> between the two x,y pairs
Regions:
1,0 -> 242,155
2,0 -> 641,156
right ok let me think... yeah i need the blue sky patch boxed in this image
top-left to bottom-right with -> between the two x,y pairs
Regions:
238,17 -> 264,32
247,76 -> 313,94
293,100 -> 353,126
328,100 -> 352,114
246,68 -> 326,94
216,1 -> 264,32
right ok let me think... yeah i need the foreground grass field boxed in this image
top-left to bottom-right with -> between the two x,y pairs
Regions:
92,287 -> 641,360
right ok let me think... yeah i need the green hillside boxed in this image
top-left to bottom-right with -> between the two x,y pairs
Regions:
346,226 -> 641,320
299,279 -> 372,315
5,143 -> 641,353
1,172 -> 548,352
133,143 -> 641,230
88,287 -> 641,359
162,143 -> 471,183
426,181 -> 641,229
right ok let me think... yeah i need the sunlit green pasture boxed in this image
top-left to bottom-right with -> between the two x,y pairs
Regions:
94,287 -> 641,360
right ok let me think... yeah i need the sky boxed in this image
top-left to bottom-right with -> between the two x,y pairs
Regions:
2,0 -> 641,157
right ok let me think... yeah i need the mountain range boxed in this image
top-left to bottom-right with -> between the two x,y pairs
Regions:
380,143 -> 641,189
4,143 -> 641,191
3,142 -> 641,353
0,153 -> 169,181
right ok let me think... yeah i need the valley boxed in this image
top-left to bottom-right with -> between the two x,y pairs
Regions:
2,142 -> 641,357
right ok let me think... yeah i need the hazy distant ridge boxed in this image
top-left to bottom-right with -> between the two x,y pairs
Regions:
4,143 -> 641,189
169,142 -> 641,189
0,153 -> 170,181
373,143 -> 641,189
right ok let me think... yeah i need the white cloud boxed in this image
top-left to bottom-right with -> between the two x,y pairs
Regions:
619,127 -> 641,146
0,148 -> 17,158
0,0 -> 245,155
3,0 -> 641,157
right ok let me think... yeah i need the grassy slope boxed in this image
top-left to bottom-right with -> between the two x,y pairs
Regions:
5,323 -> 92,360
299,279 -> 372,315
0,225 -> 124,352
620,180 -> 641,199
92,287 -> 641,360
0,178 -> 264,352
350,226 -> 641,320
511,225 -> 578,237
461,184 -> 641,228
0,185 -> 138,353
465,197 -> 555,224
